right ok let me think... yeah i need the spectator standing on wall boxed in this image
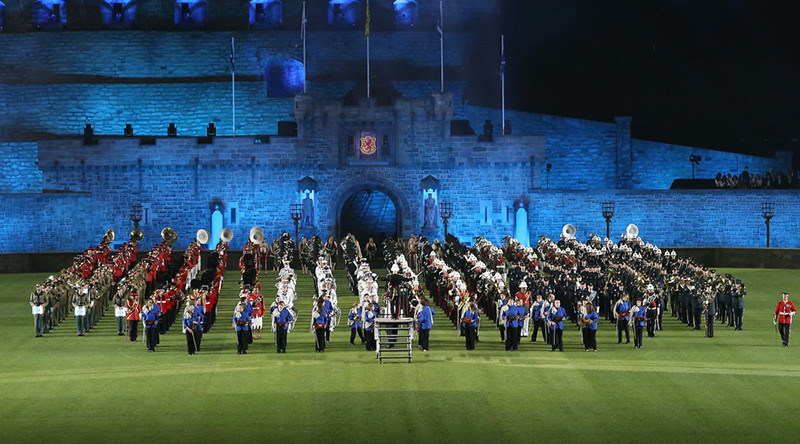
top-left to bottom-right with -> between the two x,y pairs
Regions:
739,166 -> 750,188
765,168 -> 776,188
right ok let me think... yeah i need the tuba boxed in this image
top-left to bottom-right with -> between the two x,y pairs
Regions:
103,228 -> 115,243
625,224 -> 639,239
562,224 -> 577,240
249,226 -> 264,245
161,227 -> 178,245
220,227 -> 234,243
196,229 -> 210,245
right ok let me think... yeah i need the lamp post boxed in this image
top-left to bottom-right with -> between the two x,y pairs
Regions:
602,201 -> 615,240
762,201 -> 775,248
439,201 -> 453,247
290,203 -> 303,245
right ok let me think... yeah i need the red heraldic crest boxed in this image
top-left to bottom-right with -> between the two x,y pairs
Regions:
360,135 -> 377,155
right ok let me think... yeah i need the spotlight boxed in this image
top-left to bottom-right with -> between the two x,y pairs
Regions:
207,123 -> 216,137
167,123 -> 177,137
124,124 -> 133,137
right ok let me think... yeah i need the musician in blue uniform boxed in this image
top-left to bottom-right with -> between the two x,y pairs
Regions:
632,298 -> 647,349
274,301 -> 293,353
513,298 -> 527,350
582,301 -> 599,351
530,294 -> 545,342
142,298 -> 160,352
313,299 -> 328,352
322,291 -> 334,342
417,298 -> 435,351
182,297 -> 200,355
192,298 -> 205,351
348,301 -> 364,346
503,300 -> 519,351
462,301 -> 480,350
233,299 -> 251,354
615,294 -> 631,344
364,304 -> 377,351
547,299 -> 566,352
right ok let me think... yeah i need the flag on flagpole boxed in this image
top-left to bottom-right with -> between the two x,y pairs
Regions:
365,0 -> 370,38
230,38 -> 235,74
437,2 -> 443,37
301,1 -> 307,41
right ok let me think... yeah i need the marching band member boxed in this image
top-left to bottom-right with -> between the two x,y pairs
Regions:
274,301 -> 293,353
233,298 -> 251,355
312,299 -> 328,353
774,292 -> 796,347
504,298 -> 522,351
530,294 -> 546,343
250,290 -> 265,340
348,301 -> 364,346
417,298 -> 435,352
112,288 -> 127,336
547,299 -> 566,352
126,293 -> 140,342
632,298 -> 647,349
615,294 -> 631,344
462,301 -> 480,350
72,282 -> 90,336
182,297 -> 199,355
364,302 -> 377,352
142,298 -> 160,352
582,301 -> 599,351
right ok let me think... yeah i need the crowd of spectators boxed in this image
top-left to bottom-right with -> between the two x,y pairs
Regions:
715,166 -> 800,189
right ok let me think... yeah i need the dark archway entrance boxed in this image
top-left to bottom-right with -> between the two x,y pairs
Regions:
339,189 -> 398,246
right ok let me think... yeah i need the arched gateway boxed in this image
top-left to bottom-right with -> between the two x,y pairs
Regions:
330,177 -> 412,243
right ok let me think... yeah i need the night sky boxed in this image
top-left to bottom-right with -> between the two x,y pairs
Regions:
491,0 -> 800,156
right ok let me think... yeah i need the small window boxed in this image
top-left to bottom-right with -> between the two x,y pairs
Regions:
33,0 -> 66,30
328,0 -> 360,29
175,1 -> 208,29
250,0 -> 282,29
101,1 -> 136,29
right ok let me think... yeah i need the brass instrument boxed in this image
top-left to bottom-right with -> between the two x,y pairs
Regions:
161,227 -> 178,245
103,228 -> 115,243
220,227 -> 234,243
129,228 -> 144,242
562,224 -> 577,240
249,226 -> 264,245
196,229 -> 210,244
625,224 -> 639,239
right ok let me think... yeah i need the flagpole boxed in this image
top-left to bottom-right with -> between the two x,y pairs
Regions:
501,34 -> 505,135
302,1 -> 307,94
231,37 -> 236,137
366,0 -> 370,98
439,0 -> 444,93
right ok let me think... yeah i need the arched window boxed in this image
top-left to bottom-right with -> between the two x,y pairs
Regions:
210,201 -> 226,247
33,0 -> 66,30
265,58 -> 305,97
328,0 -> 360,29
100,1 -> 136,29
393,0 -> 417,29
250,0 -> 282,29
174,0 -> 208,29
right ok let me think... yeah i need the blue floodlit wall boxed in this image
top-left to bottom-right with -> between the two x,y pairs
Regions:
0,1 -> 797,254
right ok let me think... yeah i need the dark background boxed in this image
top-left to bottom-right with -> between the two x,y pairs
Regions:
485,0 -> 800,156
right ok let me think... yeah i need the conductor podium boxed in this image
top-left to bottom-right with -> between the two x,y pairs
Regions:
374,317 -> 414,364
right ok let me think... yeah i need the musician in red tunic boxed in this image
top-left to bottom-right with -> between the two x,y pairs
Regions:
774,292 -> 796,347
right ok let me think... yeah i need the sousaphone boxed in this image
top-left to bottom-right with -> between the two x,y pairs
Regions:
161,227 -> 178,245
249,226 -> 264,245
625,224 -> 639,239
196,229 -> 210,245
220,227 -> 234,243
562,224 -> 577,240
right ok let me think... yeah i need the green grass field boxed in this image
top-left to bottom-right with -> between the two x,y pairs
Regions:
1,267 -> 799,443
